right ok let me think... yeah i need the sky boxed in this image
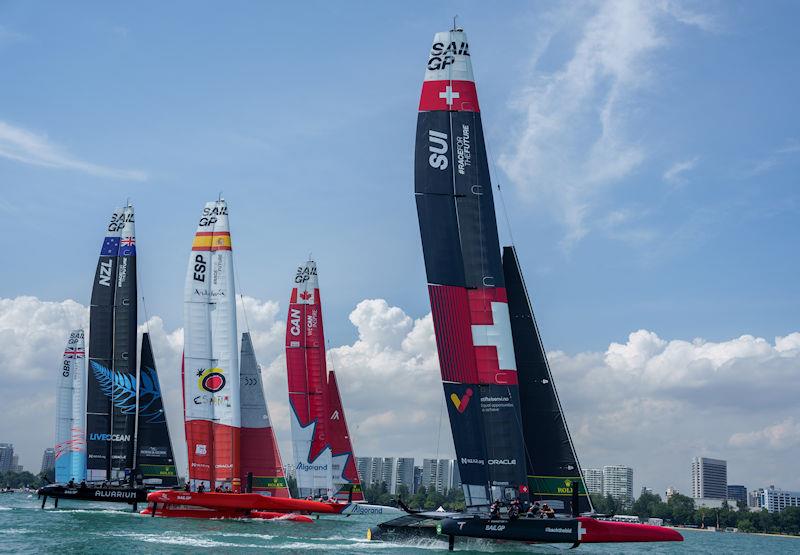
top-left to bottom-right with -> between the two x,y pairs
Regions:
1,1 -> 798,498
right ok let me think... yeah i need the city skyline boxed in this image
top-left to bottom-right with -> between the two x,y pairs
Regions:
1,2 -> 798,498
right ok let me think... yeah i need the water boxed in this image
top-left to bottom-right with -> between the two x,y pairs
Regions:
1,493 -> 798,554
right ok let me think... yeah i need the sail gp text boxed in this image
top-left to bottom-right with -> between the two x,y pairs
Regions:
427,40 -> 470,70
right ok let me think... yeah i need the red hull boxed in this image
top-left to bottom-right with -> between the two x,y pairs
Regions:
141,505 -> 312,522
147,490 -> 341,514
578,517 -> 683,543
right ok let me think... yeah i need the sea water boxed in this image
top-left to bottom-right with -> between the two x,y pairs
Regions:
1,493 -> 798,554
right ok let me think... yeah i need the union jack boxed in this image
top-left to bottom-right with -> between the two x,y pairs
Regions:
120,237 -> 135,246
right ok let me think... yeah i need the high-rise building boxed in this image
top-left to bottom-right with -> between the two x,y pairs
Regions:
421,459 -> 452,494
755,486 -> 800,513
355,457 -> 371,484
283,463 -> 296,480
41,448 -> 55,475
413,466 -> 422,493
10,454 -> 22,472
640,486 -> 654,497
451,460 -> 460,490
0,443 -> 14,473
602,465 -> 633,505
583,468 -> 603,495
727,485 -> 747,506
749,489 -> 763,509
665,486 -> 679,501
395,458 -> 415,494
381,458 -> 396,492
691,457 -> 727,500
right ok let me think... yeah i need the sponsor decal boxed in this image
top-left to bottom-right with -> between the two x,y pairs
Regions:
116,257 -> 128,287
89,433 -> 131,442
545,527 -> 573,534
195,444 -> 207,455
289,308 -> 301,336
94,489 -> 138,499
241,376 -> 259,386
488,459 -> 517,466
346,504 -> 384,515
139,446 -> 168,457
456,124 -> 472,175
557,479 -> 575,495
427,40 -> 469,71
485,524 -> 506,531
450,388 -> 473,413
427,130 -> 449,170
107,211 -> 133,233
192,394 -> 231,407
296,462 -> 328,472
307,309 -> 318,331
295,265 -> 317,283
460,457 -> 484,465
98,259 -> 113,287
198,204 -> 227,227
330,410 -> 340,421
197,367 -> 226,393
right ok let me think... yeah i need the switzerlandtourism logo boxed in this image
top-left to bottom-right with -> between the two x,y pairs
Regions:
197,367 -> 226,393
450,388 -> 473,413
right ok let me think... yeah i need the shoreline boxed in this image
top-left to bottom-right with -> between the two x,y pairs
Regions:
674,526 -> 800,539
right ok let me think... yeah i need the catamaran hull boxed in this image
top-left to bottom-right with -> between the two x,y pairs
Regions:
140,505 -> 313,522
368,514 -> 682,546
38,484 -> 147,505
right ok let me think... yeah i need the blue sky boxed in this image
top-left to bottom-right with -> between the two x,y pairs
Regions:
1,2 -> 799,494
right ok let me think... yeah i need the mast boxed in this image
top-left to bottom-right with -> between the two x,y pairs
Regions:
502,246 -> 592,514
55,329 -> 86,483
286,260 -> 333,498
414,29 -> 528,507
87,208 -> 124,482
183,199 -> 240,491
136,332 -> 178,486
240,332 -> 290,497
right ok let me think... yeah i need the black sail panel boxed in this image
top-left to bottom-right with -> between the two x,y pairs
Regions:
86,209 -> 124,480
136,333 -> 178,486
502,246 -> 592,514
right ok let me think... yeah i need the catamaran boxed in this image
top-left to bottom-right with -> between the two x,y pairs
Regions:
40,205 -> 178,509
367,27 -> 683,549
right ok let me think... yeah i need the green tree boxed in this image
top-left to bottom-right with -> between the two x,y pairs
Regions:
632,492 -> 662,519
667,493 -> 695,525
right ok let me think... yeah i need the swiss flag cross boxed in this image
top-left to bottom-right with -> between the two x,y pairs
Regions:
419,80 -> 480,112
519,485 -> 529,494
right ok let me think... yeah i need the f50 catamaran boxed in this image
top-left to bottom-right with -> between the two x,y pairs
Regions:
40,205 -> 178,509
368,27 -> 682,549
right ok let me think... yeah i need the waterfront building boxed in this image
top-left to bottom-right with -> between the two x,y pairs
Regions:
451,460 -> 460,490
583,468 -> 603,495
413,466 -> 422,493
10,454 -> 22,472
665,486 -> 679,501
355,457 -> 371,484
602,465 -> 633,506
395,457 -> 415,494
727,485 -> 747,506
380,457 -> 396,492
41,448 -> 55,475
0,443 -> 13,473
640,486 -> 655,497
756,486 -> 800,513
749,489 -> 763,509
421,458 -> 452,494
283,463 -> 296,480
691,457 -> 727,500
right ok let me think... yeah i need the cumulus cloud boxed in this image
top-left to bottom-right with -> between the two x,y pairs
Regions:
0,120 -> 148,181
499,1 -> 712,245
2,295 -> 798,494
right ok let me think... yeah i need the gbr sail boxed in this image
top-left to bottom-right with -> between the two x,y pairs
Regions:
286,260 -> 363,500
240,332 -> 290,497
415,30 -> 528,507
55,329 -> 86,483
86,205 -> 137,482
183,199 -> 240,491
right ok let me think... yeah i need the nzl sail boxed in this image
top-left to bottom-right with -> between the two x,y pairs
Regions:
240,332 -> 289,496
415,29 -> 528,507
55,329 -> 86,483
286,260 -> 363,500
183,199 -> 240,491
137,332 -> 178,486
87,206 -> 138,482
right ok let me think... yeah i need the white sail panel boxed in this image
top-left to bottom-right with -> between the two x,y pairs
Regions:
55,329 -> 86,482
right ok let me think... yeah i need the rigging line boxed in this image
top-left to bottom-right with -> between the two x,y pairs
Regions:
434,394 -> 445,464
483,116 -> 517,248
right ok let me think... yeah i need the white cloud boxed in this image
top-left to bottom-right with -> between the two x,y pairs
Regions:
0,120 -> 148,181
730,419 -> 800,450
2,295 -> 798,494
499,1 -> 712,246
663,157 -> 699,186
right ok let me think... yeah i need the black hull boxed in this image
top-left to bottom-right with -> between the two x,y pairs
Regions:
442,516 -> 579,543
38,484 -> 147,505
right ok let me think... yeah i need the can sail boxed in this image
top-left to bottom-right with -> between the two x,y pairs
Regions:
55,329 -> 86,483
240,332 -> 290,497
415,30 -> 528,507
136,332 -> 178,486
503,246 -> 591,514
86,206 -> 137,482
183,199 -> 240,491
286,260 -> 363,500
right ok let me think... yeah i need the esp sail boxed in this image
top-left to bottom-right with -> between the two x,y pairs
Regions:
55,329 -> 86,483
136,332 -> 178,486
503,246 -> 591,514
286,260 -> 364,500
87,206 -> 137,482
415,29 -> 528,507
183,199 -> 240,491
240,332 -> 290,497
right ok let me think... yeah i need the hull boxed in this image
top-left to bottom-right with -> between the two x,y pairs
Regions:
368,514 -> 682,545
38,484 -> 147,505
140,506 -> 312,522
146,490 -> 338,513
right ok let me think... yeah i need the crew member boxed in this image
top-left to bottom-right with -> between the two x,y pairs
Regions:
541,503 -> 556,519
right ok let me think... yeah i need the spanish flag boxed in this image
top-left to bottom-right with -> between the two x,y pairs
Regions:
192,231 -> 232,251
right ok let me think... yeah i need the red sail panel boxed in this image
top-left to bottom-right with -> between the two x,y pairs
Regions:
327,371 -> 364,502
